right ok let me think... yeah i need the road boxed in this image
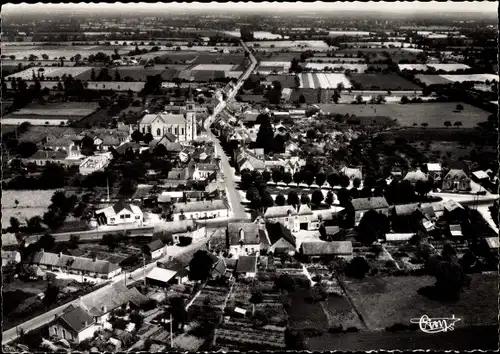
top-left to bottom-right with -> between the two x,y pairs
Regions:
1,237 -> 212,346
204,40 -> 257,221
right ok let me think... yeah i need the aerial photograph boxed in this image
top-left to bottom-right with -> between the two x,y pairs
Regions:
1,1 -> 498,352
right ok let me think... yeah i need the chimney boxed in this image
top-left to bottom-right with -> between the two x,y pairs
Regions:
41,248 -> 45,253
84,320 -> 88,327
93,255 -> 97,262
59,252 -> 63,258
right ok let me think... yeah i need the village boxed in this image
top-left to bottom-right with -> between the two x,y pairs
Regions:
1,3 -> 499,352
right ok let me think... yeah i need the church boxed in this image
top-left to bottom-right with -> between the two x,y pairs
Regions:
136,99 -> 197,144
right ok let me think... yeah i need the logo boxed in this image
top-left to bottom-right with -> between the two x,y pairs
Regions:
410,315 -> 461,334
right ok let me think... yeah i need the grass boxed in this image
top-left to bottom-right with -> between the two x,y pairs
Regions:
415,74 -> 453,85
317,102 -> 490,128
2,189 -> 57,227
343,274 -> 498,331
286,288 -> 329,331
350,73 -> 422,90
321,294 -> 365,330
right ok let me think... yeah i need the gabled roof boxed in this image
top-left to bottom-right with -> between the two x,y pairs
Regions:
173,200 -> 228,214
442,199 -> 464,213
351,197 -> 389,211
264,205 -> 296,218
393,203 -> 421,216
146,267 -> 177,283
235,256 -> 257,273
228,222 -> 262,246
33,250 -> 120,275
139,113 -> 186,125
301,241 -> 353,256
472,170 -> 489,180
27,150 -> 68,160
58,305 -> 94,334
403,170 -> 428,183
146,240 -> 164,252
81,283 -> 141,316
444,169 -> 469,180
485,237 -> 499,249
265,221 -> 296,247
113,200 -> 133,214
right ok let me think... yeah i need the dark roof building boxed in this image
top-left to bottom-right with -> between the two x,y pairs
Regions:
235,256 -> 257,274
351,197 -> 389,211
300,241 -> 353,257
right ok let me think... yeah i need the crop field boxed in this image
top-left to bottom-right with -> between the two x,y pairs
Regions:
427,63 -> 471,72
440,73 -> 498,83
414,74 -> 453,85
3,48 -> 118,60
329,31 -> 371,36
190,64 -> 237,71
255,52 -> 302,62
224,30 -> 284,39
306,57 -> 366,63
108,67 -> 165,81
12,101 -> 99,117
316,102 -> 489,128
2,189 -> 58,227
5,66 -> 94,80
158,52 -> 246,65
248,40 -> 328,48
349,73 -> 421,90
298,73 -> 352,89
344,274 -> 497,331
86,81 -> 145,92
304,63 -> 368,72
398,64 -> 429,71
265,74 -> 299,88
340,41 -> 414,48
290,88 -> 321,104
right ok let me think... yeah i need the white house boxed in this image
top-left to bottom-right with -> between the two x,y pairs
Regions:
172,200 -> 229,221
234,256 -> 257,278
259,204 -> 320,233
227,222 -> 267,258
95,201 -> 144,226
49,305 -> 99,344
79,154 -> 111,175
143,240 -> 165,260
192,163 -> 218,181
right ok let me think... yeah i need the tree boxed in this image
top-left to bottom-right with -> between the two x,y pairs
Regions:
272,169 -> 283,185
327,173 -> 339,189
454,121 -> 462,128
246,187 -> 262,210
249,288 -> 263,315
287,191 -> 299,206
456,104 -> 464,111
9,217 -> 21,233
400,95 -> 409,104
68,235 -> 80,249
153,143 -> 167,157
357,209 -> 389,244
255,115 -> 275,153
303,170 -> 315,187
355,94 -> 363,104
339,174 -> 350,188
143,133 -> 154,145
352,177 -> 361,188
44,283 -> 60,305
315,172 -> 326,188
17,142 -> 38,158
444,121 -> 452,128
90,68 -> 96,81
282,172 -> 292,186
114,70 -> 121,81
80,136 -> 95,156
300,193 -> 311,205
311,189 -> 324,206
325,191 -> 334,206
260,189 -> 274,210
415,180 -> 431,197
188,250 -> 214,281
262,170 -> 271,183
102,233 -> 120,251
43,210 -> 65,230
38,233 -> 55,251
27,216 -> 43,233
275,193 -> 286,206
293,171 -> 303,186
345,256 -> 370,278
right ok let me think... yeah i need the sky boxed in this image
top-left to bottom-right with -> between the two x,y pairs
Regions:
3,1 -> 497,14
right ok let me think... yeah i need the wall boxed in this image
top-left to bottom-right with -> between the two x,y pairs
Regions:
77,324 -> 99,343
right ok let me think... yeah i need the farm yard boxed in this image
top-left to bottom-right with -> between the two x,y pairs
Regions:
1,189 -> 57,228
317,102 -> 490,128
298,73 -> 352,89
349,73 -> 422,90
304,63 -> 368,72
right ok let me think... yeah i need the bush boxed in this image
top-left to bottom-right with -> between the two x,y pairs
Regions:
328,326 -> 343,334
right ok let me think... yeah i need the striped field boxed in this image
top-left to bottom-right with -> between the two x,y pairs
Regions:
298,73 -> 352,89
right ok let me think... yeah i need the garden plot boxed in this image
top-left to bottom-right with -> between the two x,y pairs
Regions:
305,63 -> 368,72
190,64 -> 237,71
5,66 -> 93,80
439,73 -> 498,83
298,73 -> 352,89
426,63 -> 471,72
1,189 -> 57,227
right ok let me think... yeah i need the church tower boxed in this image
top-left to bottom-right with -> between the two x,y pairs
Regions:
183,86 -> 197,142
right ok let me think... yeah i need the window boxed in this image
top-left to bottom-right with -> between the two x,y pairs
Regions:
148,126 -> 152,133
181,128 -> 184,135
120,215 -> 125,219
285,217 -> 289,222
125,214 -> 131,218
135,215 -> 140,219
174,127 -> 178,135
110,218 -> 115,222
157,128 -> 161,136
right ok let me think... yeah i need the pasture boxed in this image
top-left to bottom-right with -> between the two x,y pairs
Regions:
440,73 -> 498,83
317,102 -> 489,128
248,40 -> 328,48
5,67 -> 93,80
304,63 -> 368,72
2,189 -> 58,227
298,73 -> 352,89
349,73 -> 421,90
343,274 -> 497,331
414,74 -> 453,85
427,63 -> 471,72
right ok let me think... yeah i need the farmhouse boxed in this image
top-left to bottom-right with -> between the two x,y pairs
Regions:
227,222 -> 267,258
442,169 -> 471,192
172,199 -> 229,221
32,250 -> 122,279
95,201 -> 144,226
351,197 -> 390,225
49,305 -> 99,344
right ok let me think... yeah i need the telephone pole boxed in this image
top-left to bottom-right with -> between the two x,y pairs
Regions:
170,312 -> 173,348
143,255 -> 146,287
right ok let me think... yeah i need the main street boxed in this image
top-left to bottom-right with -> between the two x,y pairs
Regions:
204,40 -> 257,221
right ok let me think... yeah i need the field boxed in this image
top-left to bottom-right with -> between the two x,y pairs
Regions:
440,73 -> 498,83
298,73 -> 352,89
398,64 -> 429,71
265,74 -> 299,88
191,64 -> 237,71
255,52 -> 302,62
5,66 -> 94,80
304,63 -> 368,72
1,189 -> 58,227
224,30 -> 284,39
343,274 -> 497,331
329,31 -> 371,36
349,73 -> 422,90
157,52 -> 246,65
316,102 -> 490,128
85,81 -> 145,92
414,74 -> 453,85
290,88 -> 320,104
10,101 -> 99,117
248,40 -> 328,48
340,41 -> 414,48
427,63 -> 471,72
306,57 -> 366,63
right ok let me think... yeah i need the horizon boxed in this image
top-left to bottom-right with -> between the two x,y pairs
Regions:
2,1 -> 497,15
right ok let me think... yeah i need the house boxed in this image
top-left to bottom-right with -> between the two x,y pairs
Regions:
442,169 -> 471,192
351,197 -> 390,225
234,256 -> 258,278
236,152 -> 266,172
227,222 -> 267,258
210,256 -> 227,279
2,233 -> 18,249
172,199 -> 229,221
403,169 -> 428,184
260,204 -> 320,232
426,163 -> 442,182
300,241 -> 353,260
192,164 -> 218,181
22,149 -> 70,166
163,167 -> 193,188
385,233 -> 415,242
1,250 -> 21,267
484,237 -> 499,253
32,250 -> 122,279
49,305 -> 99,344
143,240 -> 165,260
340,166 -> 363,181
442,200 -> 468,223
449,224 -> 464,239
172,227 -> 208,244
136,104 -> 196,144
471,170 -> 490,183
264,221 -> 296,254
146,267 -> 179,288
79,154 -> 111,175
95,201 -> 143,226
157,191 -> 184,204
284,141 -> 300,155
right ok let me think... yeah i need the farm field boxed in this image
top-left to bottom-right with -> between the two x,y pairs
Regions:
290,88 -> 321,104
265,74 -> 299,88
414,74 -> 453,85
304,63 -> 368,72
316,102 -> 489,128
340,41 -> 414,48
85,81 -> 145,92
349,73 -> 422,90
427,63 -> 471,72
255,52 -> 302,62
224,30 -> 285,39
329,31 -> 371,36
248,40 -> 328,48
306,57 -> 366,63
190,64 -> 237,71
5,66 -> 94,80
1,189 -> 58,227
298,73 -> 352,89
440,73 -> 498,83
398,64 -> 429,71
10,101 -> 99,117
343,274 -> 497,331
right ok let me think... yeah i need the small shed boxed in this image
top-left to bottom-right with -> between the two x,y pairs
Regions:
145,267 -> 177,288
449,224 -> 463,238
